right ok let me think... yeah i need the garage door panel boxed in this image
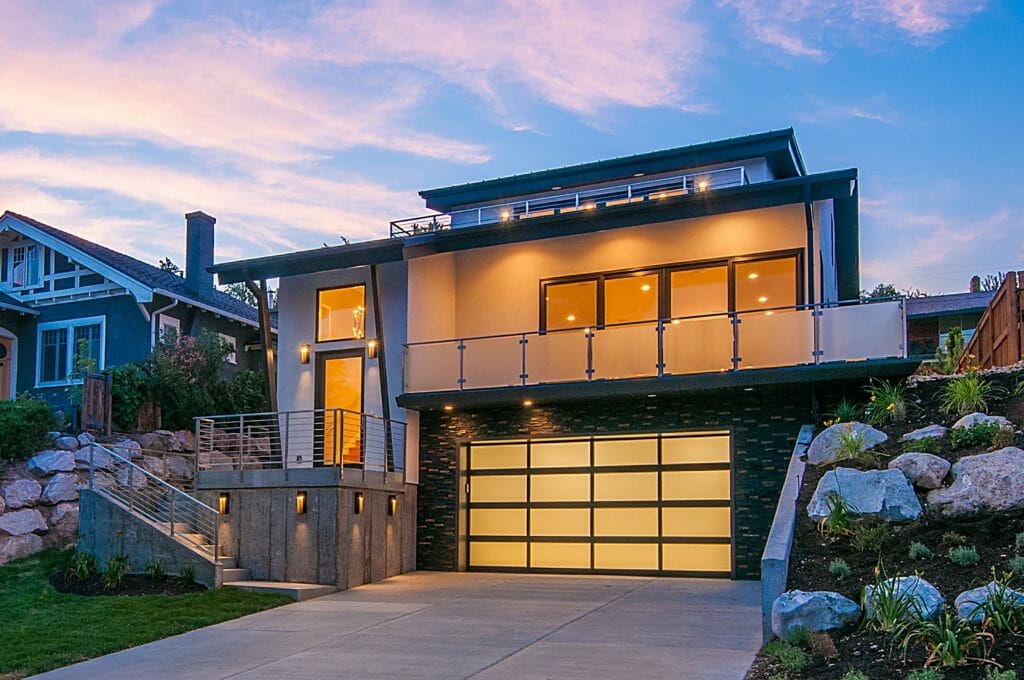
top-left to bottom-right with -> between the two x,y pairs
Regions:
532,473 -> 590,502
470,443 -> 527,470
531,440 -> 589,468
593,437 -> 657,466
663,543 -> 731,572
662,435 -> 730,464
594,508 -> 658,537
471,475 -> 527,502
531,508 -> 590,536
662,470 -> 730,500
662,507 -> 732,538
531,542 -> 591,569
470,509 -> 526,536
594,543 -> 658,570
470,542 -> 527,568
594,472 -> 658,501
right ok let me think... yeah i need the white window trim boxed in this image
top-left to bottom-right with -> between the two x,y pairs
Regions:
219,332 -> 237,365
9,244 -> 43,290
159,314 -> 181,341
35,315 -> 106,388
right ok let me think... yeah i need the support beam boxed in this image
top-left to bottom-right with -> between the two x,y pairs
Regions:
246,279 -> 277,412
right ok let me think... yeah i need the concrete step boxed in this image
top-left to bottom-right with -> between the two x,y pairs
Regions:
226,581 -> 339,602
219,556 -> 238,569
222,567 -> 251,583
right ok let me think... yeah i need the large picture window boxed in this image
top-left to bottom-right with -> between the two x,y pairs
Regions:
317,285 -> 366,342
544,280 -> 597,331
36,316 -> 105,386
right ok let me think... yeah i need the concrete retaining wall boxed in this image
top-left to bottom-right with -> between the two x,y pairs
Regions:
760,424 -> 813,642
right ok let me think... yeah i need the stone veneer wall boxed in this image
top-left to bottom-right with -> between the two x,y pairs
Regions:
417,386 -> 823,580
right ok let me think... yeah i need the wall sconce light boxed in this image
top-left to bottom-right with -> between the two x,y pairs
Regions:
218,493 -> 230,515
299,344 -> 311,364
388,495 -> 397,516
367,339 -> 378,359
296,490 -> 307,515
354,492 -> 364,515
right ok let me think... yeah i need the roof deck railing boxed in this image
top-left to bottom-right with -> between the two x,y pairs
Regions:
390,166 -> 748,238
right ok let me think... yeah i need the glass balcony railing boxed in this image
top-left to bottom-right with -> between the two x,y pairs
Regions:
390,166 -> 748,238
402,298 -> 907,394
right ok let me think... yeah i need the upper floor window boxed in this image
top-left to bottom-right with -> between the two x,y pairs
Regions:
317,285 -> 365,342
544,280 -> 597,331
37,316 -> 105,387
734,257 -> 798,313
219,333 -> 237,365
11,245 -> 41,289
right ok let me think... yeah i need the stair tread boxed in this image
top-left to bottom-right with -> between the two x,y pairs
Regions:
226,581 -> 338,602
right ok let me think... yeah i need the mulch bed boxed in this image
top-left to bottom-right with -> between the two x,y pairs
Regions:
49,571 -> 206,596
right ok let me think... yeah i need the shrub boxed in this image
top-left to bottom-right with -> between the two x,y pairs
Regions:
865,571 -> 920,633
1007,556 -> 1024,576
226,369 -> 269,415
985,668 -> 1018,680
0,397 -> 57,460
904,436 -> 940,454
784,625 -> 811,647
907,669 -> 945,680
992,427 -> 1016,449
829,558 -> 852,581
834,425 -> 873,464
897,609 -> 994,668
67,550 -> 96,581
109,362 -> 150,430
909,542 -> 933,560
102,553 -> 131,589
852,522 -> 887,553
178,564 -> 197,585
864,378 -> 908,424
948,545 -> 980,567
818,494 -> 855,537
143,559 -> 166,581
942,531 -> 968,547
826,399 -> 860,426
977,577 -> 1024,634
1016,532 -> 1024,551
940,373 -> 1005,416
950,422 -> 1000,450
764,639 -> 810,674
841,671 -> 868,680
935,326 -> 965,375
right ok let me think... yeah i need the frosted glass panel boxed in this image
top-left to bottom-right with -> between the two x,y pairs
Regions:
662,315 -> 733,374
738,309 -> 814,369
470,444 -> 527,470
594,543 -> 658,570
528,331 -> 588,383
463,336 -> 523,389
531,508 -> 590,536
662,470 -> 730,501
471,542 -> 526,567
591,324 -> 658,380
471,475 -> 526,503
662,507 -> 732,537
593,438 -> 657,466
531,543 -> 591,569
531,474 -> 590,502
662,435 -> 730,464
405,342 -> 459,392
594,508 -> 658,537
819,301 -> 905,362
594,472 -> 658,501
470,509 -> 526,536
663,544 -> 731,572
531,440 -> 589,468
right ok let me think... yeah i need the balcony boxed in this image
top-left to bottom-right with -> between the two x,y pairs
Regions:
390,166 -> 749,238
402,299 -> 907,395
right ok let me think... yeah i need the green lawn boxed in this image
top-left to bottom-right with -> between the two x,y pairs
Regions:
0,548 -> 292,678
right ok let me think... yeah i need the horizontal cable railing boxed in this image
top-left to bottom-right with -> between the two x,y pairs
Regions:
403,298 -> 907,393
194,409 -> 406,478
390,166 -> 748,237
85,443 -> 220,560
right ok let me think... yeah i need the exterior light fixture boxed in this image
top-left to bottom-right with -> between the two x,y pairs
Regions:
354,492 -> 364,515
697,180 -> 708,192
658,192 -> 666,199
299,344 -> 311,364
501,211 -> 510,221
367,339 -> 378,359
218,493 -> 230,515
296,491 -> 307,515
388,495 -> 397,516
584,203 -> 596,210
443,404 -> 454,412
758,296 -> 768,303
523,399 -> 534,407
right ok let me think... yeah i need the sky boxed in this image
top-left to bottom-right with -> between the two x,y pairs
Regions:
0,0 -> 1021,294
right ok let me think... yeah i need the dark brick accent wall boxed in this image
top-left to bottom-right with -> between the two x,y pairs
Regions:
417,385 -> 819,579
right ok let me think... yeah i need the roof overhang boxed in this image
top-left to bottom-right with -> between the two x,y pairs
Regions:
153,289 -> 274,333
211,239 -> 404,285
0,299 -> 39,316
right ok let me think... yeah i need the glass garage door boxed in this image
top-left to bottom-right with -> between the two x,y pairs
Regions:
466,432 -> 732,577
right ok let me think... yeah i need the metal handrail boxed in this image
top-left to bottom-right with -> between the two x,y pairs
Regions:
86,443 -> 220,561
390,166 -> 748,237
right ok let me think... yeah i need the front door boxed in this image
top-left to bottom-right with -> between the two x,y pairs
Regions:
316,351 -> 364,466
0,337 -> 12,400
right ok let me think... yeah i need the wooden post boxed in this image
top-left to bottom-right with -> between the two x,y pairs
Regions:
245,279 -> 278,412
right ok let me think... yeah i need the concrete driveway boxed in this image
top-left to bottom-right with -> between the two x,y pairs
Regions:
36,572 -> 762,680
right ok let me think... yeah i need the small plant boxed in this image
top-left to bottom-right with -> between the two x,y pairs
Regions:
897,609 -> 994,668
102,553 -> 131,590
178,564 -> 197,585
985,667 -> 1018,680
818,494 -> 856,537
865,378 -> 908,424
1015,532 -> 1024,551
784,625 -> 811,647
992,427 -> 1016,449
1007,555 -> 1024,576
68,550 -> 97,581
939,373 -> 1004,416
942,531 -> 968,547
977,572 -> 1024,634
841,671 -> 868,680
904,436 -> 940,454
143,559 -> 167,581
909,542 -> 933,560
834,424 -> 870,462
829,558 -> 852,581
826,399 -> 860,425
948,545 -> 980,567
935,326 -> 965,375
764,639 -> 811,674
907,669 -> 945,680
864,571 -> 919,633
852,521 -> 887,553
950,422 -> 1000,450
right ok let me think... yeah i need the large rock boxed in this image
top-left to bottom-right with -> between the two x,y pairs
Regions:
141,456 -> 165,478
888,453 -> 951,489
110,439 -> 142,460
174,429 -> 196,452
41,473 -> 80,504
0,494 -> 4,513
807,422 -> 888,465
955,582 -> 1024,623
2,478 -> 42,509
48,502 -> 78,540
163,455 -> 194,480
139,430 -> 182,453
953,412 -> 1014,431
865,576 -> 943,622
74,445 -> 114,471
76,432 -> 96,447
27,450 -> 76,477
771,591 -> 861,639
54,435 -> 80,451
115,466 -> 148,490
901,424 -> 948,442
0,508 -> 49,536
0,534 -> 43,565
807,467 -> 922,522
928,447 -> 1024,517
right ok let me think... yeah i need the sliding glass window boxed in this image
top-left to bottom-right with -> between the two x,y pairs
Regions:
605,273 -> 659,325
734,257 -> 798,312
544,279 -> 597,331
669,265 -> 728,318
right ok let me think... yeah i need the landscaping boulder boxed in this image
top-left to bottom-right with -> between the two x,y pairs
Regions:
0,534 -> 43,565
927,447 -> 1024,517
49,502 -> 78,541
807,467 -> 922,521
74,445 -> 114,471
771,590 -> 861,639
0,508 -> 48,536
900,424 -> 948,442
163,455 -> 193,480
955,582 -> 1024,623
2,478 -> 42,509
76,432 -> 96,447
41,473 -> 80,504
27,450 -> 76,477
952,412 -> 1013,431
110,439 -> 142,460
174,429 -> 196,452
888,452 -> 951,489
115,466 -> 148,490
54,435 -> 80,451
807,422 -> 887,465
0,494 -> 4,513
141,456 -> 165,478
864,576 -> 943,622
139,430 -> 182,453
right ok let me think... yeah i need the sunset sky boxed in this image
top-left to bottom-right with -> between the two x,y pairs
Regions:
1,1 -> 1020,293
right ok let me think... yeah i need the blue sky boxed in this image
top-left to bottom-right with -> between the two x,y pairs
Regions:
0,0 -> 1020,293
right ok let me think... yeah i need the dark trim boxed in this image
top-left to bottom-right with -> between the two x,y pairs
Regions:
212,238 -> 404,285
369,266 -> 390,421
314,284 -> 366,343
313,349 -> 366,466
467,566 -> 732,578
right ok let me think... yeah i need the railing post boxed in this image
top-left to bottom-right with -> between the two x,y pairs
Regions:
213,518 -> 220,564
586,328 -> 594,381
477,208 -> 482,225
284,412 -> 291,480
193,417 -> 201,479
335,409 -> 342,472
362,413 -> 368,482
127,465 -> 135,513
812,304 -> 822,365
520,334 -> 528,386
238,414 -> 246,481
458,340 -> 465,390
88,444 -> 95,489
731,313 -> 741,371
657,320 -> 665,377
169,492 -> 176,536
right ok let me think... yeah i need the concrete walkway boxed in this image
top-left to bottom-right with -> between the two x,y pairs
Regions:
36,572 -> 762,680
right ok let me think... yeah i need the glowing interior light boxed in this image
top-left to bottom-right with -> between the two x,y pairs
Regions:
500,211 -> 510,220
671,319 -> 681,325
758,296 -> 768,303
747,273 -> 759,279
523,400 -> 534,407
640,284 -> 651,292
658,192 -> 666,199
764,310 -> 774,316
443,405 -> 453,412
698,180 -> 708,191
566,314 -> 576,322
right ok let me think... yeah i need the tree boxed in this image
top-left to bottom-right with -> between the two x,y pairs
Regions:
159,257 -> 182,276
980,272 -> 1007,292
862,283 -> 899,300
221,282 -> 276,309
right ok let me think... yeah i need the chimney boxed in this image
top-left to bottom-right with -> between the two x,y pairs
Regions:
184,211 -> 215,291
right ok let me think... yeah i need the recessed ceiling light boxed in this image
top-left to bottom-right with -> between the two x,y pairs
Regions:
523,400 -> 534,407
758,296 -> 768,303
634,172 -> 644,177
640,284 -> 651,292
443,405 -> 453,412
747,273 -> 759,280
566,314 -> 576,322
551,186 -> 562,190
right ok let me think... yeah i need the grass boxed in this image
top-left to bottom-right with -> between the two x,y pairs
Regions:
0,549 -> 291,678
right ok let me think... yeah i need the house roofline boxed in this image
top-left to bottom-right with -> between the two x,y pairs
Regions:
0,299 -> 39,316
153,288 -> 275,332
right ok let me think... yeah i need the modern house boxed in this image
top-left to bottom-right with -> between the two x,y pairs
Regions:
0,210 -> 272,410
191,129 -> 913,587
905,290 -> 994,358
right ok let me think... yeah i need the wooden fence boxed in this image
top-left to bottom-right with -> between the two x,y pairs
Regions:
81,372 -> 112,435
959,271 -> 1024,371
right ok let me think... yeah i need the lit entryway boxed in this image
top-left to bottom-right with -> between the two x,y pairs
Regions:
466,432 -> 733,576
